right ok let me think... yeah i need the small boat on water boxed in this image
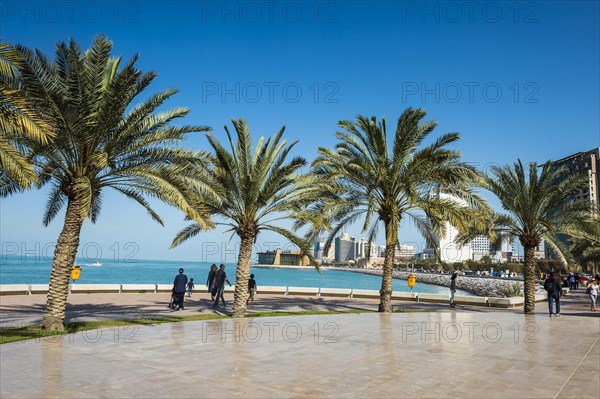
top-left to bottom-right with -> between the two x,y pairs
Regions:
88,262 -> 103,267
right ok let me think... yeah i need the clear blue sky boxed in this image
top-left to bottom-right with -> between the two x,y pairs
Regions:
1,1 -> 599,262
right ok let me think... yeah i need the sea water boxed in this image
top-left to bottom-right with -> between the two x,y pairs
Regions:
0,255 -> 469,295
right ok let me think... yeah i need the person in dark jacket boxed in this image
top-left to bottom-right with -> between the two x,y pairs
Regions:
206,264 -> 218,301
544,272 -> 562,317
212,264 -> 232,308
172,268 -> 188,311
449,271 -> 458,307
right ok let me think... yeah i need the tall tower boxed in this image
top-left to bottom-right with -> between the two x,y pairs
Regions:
545,147 -> 599,259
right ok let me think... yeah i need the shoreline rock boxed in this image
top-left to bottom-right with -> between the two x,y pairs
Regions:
336,268 -> 545,298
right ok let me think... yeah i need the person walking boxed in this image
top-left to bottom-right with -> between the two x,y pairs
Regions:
586,279 -> 598,311
187,278 -> 195,297
568,274 -> 575,290
449,271 -> 458,307
207,264 -> 218,301
574,273 -> 580,290
212,264 -> 232,308
544,272 -> 562,317
172,268 -> 188,311
247,274 -> 257,306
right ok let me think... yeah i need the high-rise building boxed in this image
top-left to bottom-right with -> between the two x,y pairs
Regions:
550,147 -> 599,205
432,193 -> 472,263
313,239 -> 335,262
335,232 -> 356,262
545,147 -> 599,258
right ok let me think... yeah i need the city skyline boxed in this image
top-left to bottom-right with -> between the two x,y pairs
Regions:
1,2 -> 599,262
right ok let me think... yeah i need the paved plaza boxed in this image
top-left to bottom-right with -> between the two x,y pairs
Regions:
1,291 -> 599,398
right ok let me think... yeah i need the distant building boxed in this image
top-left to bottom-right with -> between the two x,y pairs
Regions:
314,239 -> 335,262
356,238 -> 383,259
356,256 -> 385,269
470,230 -> 514,263
425,193 -> 519,263
395,244 -> 416,260
335,232 -> 356,262
313,241 -> 324,260
257,249 -> 309,266
417,248 -> 436,259
534,242 -> 545,260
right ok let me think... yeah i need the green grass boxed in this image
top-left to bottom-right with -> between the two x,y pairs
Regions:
0,314 -> 226,345
0,310 -> 378,345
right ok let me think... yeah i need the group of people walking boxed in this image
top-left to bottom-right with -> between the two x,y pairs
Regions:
449,270 -> 599,314
544,272 -> 599,316
169,265 -> 257,311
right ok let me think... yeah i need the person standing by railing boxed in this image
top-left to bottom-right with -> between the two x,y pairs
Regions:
449,271 -> 458,307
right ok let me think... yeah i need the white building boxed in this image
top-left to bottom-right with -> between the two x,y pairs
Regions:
432,193 -> 472,262
426,193 -> 518,263
470,231 -> 514,263
395,244 -> 416,260
357,238 -> 385,259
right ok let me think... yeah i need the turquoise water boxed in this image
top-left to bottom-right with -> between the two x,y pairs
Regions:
0,255 -> 468,295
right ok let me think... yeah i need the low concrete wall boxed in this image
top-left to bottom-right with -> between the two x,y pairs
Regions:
121,284 -> 157,293
319,288 -> 352,298
351,289 -> 380,299
391,292 -> 418,301
156,284 -> 173,293
257,286 -> 286,295
417,293 -> 448,304
70,284 -> 121,294
488,297 -> 524,308
29,284 -> 50,295
288,286 -> 319,296
453,295 -> 488,306
0,285 -> 29,295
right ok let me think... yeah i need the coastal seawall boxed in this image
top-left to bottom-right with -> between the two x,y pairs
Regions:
335,268 -> 544,298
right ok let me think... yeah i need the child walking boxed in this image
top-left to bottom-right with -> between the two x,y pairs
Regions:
187,278 -> 195,297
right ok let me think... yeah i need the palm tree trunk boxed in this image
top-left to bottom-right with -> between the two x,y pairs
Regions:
42,197 -> 84,330
379,222 -> 397,313
523,245 -> 536,313
232,236 -> 254,318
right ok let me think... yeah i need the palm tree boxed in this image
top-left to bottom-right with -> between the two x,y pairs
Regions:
171,119 -> 315,318
0,41 -> 52,189
304,108 -> 488,312
568,211 -> 600,276
470,160 -> 591,313
0,36 -> 212,330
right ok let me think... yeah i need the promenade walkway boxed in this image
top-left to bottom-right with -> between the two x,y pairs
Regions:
1,290 -> 598,398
